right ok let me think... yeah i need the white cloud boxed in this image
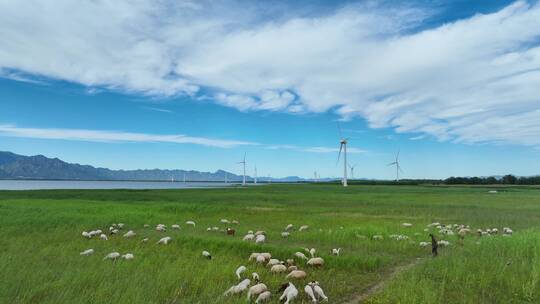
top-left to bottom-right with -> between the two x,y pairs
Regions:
1,1 -> 540,147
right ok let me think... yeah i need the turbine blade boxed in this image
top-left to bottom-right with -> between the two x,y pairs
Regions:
337,143 -> 343,165
387,162 -> 396,166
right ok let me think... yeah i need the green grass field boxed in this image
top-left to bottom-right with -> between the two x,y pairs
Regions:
1,184 -> 540,303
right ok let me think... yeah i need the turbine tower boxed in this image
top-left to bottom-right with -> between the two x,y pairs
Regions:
237,153 -> 246,186
337,124 -> 349,187
254,165 -> 258,184
387,150 -> 403,182
348,163 -> 358,179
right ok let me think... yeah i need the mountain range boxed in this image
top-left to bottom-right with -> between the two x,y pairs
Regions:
0,151 -> 305,182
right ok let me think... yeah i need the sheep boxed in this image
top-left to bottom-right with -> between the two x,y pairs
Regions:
309,248 -> 316,258
267,259 -> 280,267
117,223 -> 125,229
157,236 -> 172,245
202,251 -> 212,259
252,272 -> 260,282
255,234 -> 266,244
236,265 -> 247,279
156,224 -> 167,232
503,227 -> 513,235
247,283 -> 268,301
110,229 -> 119,235
224,279 -> 251,296
312,281 -> 328,302
100,234 -> 108,241
141,237 -> 149,243
206,227 -> 212,231
80,249 -> 94,256
419,241 -> 429,247
279,282 -> 299,304
438,240 -> 450,247
299,225 -> 309,232
171,224 -> 181,230
122,253 -> 134,260
285,224 -> 294,231
103,252 -> 121,260
491,228 -> 499,235
402,223 -> 413,227
294,252 -> 308,260
281,232 -> 290,238
243,234 -> 255,241
304,283 -> 317,303
307,257 -> 324,267
186,220 -> 196,227
249,253 -> 261,261
212,226 -> 220,231
260,253 -> 272,260
255,230 -> 266,236
288,265 -> 298,272
271,264 -> 288,273
232,220 -> 239,225
255,290 -> 271,303
332,248 -> 341,256
286,259 -> 295,266
220,219 -> 230,224
256,255 -> 266,264
143,224 -> 150,228
372,235 -> 383,240
227,228 -> 236,236
286,270 -> 307,279
82,231 -> 91,238
123,230 -> 136,238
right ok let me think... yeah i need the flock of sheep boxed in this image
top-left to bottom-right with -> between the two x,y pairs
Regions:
78,218 -> 514,302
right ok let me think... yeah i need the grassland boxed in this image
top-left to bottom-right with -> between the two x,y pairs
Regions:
1,184 -> 540,303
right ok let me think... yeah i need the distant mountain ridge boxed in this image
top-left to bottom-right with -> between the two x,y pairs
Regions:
0,151 -> 304,182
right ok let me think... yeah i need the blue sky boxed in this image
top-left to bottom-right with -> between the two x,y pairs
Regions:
1,0 -> 540,179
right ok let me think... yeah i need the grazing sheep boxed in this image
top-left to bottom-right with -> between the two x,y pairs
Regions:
186,221 -> 196,227
309,248 -> 316,258
171,224 -> 181,230
312,281 -> 328,302
491,228 -> 499,235
372,235 -> 383,240
206,227 -> 212,231
143,224 -> 150,228
110,229 -> 119,235
255,290 -> 271,303
255,234 -> 266,244
285,224 -> 294,231
220,219 -> 230,224
157,236 -> 172,245
256,255 -> 267,264
286,259 -> 295,266
304,283 -> 317,303
123,230 -> 136,238
117,223 -> 125,229
402,223 -> 413,227
279,282 -> 299,304
236,265 -> 247,279
438,240 -> 450,247
227,228 -> 236,236
288,265 -> 298,272
141,237 -> 149,243
103,252 -> 121,260
100,234 -> 108,241
212,226 -> 220,231
122,253 -> 134,260
294,252 -> 308,260
307,257 -> 324,267
503,227 -> 513,235
299,225 -> 309,232
243,234 -> 255,241
255,230 -> 266,236
232,220 -> 239,225
286,270 -> 307,279
260,253 -> 272,260
332,248 -> 341,256
252,272 -> 260,282
202,251 -> 212,259
82,231 -> 91,238
249,253 -> 261,261
224,279 -> 251,296
156,224 -> 167,232
281,232 -> 290,238
419,241 -> 429,247
267,259 -> 280,267
271,264 -> 288,273
247,283 -> 268,301
80,249 -> 94,256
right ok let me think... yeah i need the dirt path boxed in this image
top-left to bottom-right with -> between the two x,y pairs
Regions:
342,258 -> 425,304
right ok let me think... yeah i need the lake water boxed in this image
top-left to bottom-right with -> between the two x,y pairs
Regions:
0,180 -> 234,190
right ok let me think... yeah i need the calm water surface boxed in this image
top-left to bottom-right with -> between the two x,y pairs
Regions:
0,180 -> 234,190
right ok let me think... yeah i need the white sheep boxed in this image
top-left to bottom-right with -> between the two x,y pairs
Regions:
267,259 -> 280,266
256,255 -> 266,264
249,253 -> 261,261
294,252 -> 308,260
117,223 -> 125,229
202,251 -> 212,259
110,229 -> 119,235
287,270 -> 307,279
232,220 -> 239,225
271,264 -> 287,273
402,222 -> 413,227
372,235 -> 383,240
309,248 -> 316,258
220,219 -> 230,224
141,237 -> 149,243
224,279 -> 251,296
82,231 -> 91,238
156,224 -> 167,232
255,230 -> 266,236
243,234 -> 255,241
503,227 -> 513,235
419,241 -> 429,247
307,257 -> 324,267
260,253 -> 272,260
247,283 -> 268,301
186,221 -> 196,227
285,224 -> 294,231
100,234 -> 108,241
212,226 -> 219,231
157,236 -> 172,245
332,248 -> 341,256
103,252 -> 121,260
236,265 -> 247,279
171,224 -> 181,230
143,224 -> 150,228
279,282 -> 298,304
122,253 -> 134,260
299,225 -> 309,231
80,249 -> 94,256
312,281 -> 328,302
438,240 -> 450,246
281,232 -> 290,238
123,230 -> 136,238
304,284 -> 317,303
255,234 -> 266,244
255,290 -> 271,303
252,272 -> 260,282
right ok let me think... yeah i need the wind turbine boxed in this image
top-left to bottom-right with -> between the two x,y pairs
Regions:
387,150 -> 403,182
348,163 -> 358,179
314,171 -> 318,183
224,172 -> 228,184
237,153 -> 246,186
254,165 -> 258,184
337,124 -> 349,187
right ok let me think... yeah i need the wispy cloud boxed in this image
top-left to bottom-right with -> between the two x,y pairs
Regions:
1,1 -> 540,147
141,106 -> 173,113
0,125 -> 254,148
265,144 -> 367,154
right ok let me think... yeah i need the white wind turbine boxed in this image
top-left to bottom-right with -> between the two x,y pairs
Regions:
254,165 -> 258,184
387,150 -> 403,182
237,153 -> 246,186
348,163 -> 358,179
337,125 -> 349,187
